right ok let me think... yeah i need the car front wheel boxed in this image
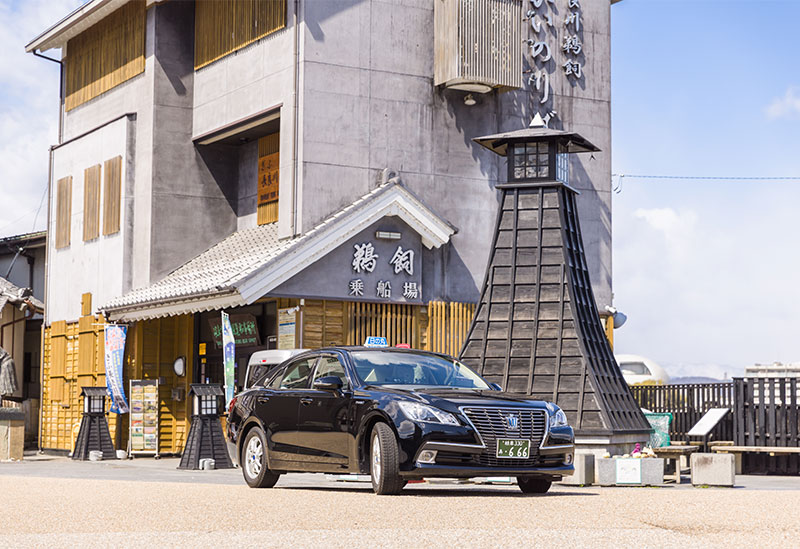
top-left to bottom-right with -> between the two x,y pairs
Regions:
370,423 -> 404,495
241,427 -> 280,488
517,476 -> 552,494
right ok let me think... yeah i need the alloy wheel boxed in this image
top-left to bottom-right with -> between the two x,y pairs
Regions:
372,434 -> 382,481
246,436 -> 263,478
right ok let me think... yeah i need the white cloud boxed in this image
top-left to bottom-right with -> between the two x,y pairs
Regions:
765,86 -> 800,119
0,0 -> 83,237
612,184 -> 800,379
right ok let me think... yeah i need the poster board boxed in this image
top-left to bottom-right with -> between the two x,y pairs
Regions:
129,379 -> 159,455
278,308 -> 296,349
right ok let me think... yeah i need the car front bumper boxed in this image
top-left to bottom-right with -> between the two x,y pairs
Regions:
400,462 -> 574,479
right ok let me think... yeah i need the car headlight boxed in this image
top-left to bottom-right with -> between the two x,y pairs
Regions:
548,405 -> 568,428
398,402 -> 459,425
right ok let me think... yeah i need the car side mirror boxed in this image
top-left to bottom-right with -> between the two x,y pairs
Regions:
489,383 -> 502,391
313,376 -> 344,392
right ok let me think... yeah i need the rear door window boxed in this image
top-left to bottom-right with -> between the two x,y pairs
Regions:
278,357 -> 317,389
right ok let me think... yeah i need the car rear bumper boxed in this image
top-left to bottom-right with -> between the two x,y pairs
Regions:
400,463 -> 574,479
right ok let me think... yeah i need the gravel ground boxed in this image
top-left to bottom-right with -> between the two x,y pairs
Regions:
1,470 -> 799,548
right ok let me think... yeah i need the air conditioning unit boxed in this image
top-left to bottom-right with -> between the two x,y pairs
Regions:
434,0 -> 523,93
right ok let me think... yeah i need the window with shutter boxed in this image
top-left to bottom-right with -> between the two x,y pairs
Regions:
83,164 -> 101,241
257,132 -> 280,225
103,156 -> 122,235
55,176 -> 72,249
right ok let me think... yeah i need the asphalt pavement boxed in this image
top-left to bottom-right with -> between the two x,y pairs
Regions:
1,455 -> 799,548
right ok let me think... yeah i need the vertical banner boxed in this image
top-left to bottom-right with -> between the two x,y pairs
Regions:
104,325 -> 129,414
221,311 -> 236,406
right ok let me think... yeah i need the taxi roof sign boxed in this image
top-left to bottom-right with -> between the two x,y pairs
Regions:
364,336 -> 388,348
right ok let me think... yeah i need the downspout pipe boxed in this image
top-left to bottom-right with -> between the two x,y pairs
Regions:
30,48 -> 61,452
291,0 -> 301,237
32,50 -> 63,142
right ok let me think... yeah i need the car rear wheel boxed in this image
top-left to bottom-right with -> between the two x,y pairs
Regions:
241,427 -> 280,488
517,477 -> 552,494
370,423 -> 404,495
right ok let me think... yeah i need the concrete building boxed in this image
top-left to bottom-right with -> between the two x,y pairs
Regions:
27,0 -> 618,453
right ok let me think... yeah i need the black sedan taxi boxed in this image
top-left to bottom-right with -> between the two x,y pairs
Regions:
226,347 -> 574,495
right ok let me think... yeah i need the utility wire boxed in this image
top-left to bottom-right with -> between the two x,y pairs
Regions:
612,174 -> 800,181
610,173 -> 800,194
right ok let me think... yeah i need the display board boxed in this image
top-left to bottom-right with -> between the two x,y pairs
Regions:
129,379 -> 159,455
278,308 -> 296,349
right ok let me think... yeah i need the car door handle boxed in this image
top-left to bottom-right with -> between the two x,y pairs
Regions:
257,396 -> 270,404
300,397 -> 314,406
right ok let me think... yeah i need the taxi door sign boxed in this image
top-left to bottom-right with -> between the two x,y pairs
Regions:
364,336 -> 388,347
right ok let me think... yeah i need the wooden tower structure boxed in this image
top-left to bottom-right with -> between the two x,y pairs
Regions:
460,117 -> 651,444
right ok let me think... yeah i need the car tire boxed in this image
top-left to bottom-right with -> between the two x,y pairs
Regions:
370,422 -> 404,495
241,426 -> 280,489
517,476 -> 552,494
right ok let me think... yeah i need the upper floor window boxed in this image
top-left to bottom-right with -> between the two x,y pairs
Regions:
194,0 -> 287,70
64,1 -> 145,111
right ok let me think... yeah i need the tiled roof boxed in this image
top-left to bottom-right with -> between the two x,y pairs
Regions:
0,276 -> 44,312
102,222 -> 291,310
101,180 -> 456,319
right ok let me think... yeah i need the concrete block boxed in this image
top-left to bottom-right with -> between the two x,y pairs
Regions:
596,457 -> 665,486
0,409 -> 25,461
691,453 -> 735,487
561,453 -> 594,485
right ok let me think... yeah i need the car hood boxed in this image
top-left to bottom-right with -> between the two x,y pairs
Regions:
367,386 -> 551,413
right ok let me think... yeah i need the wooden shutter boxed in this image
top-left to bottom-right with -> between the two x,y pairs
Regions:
103,156 -> 122,235
194,0 -> 287,69
257,133 -> 280,225
50,321 -> 68,378
55,176 -> 72,249
64,1 -> 145,111
83,164 -> 101,241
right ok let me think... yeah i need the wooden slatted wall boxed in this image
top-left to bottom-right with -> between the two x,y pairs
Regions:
64,1 -> 146,111
132,316 -> 193,454
302,300 -> 346,349
103,156 -> 122,235
426,301 -> 475,356
55,176 -> 72,249
41,313 -> 121,451
346,302 -> 422,348
83,164 -> 101,241
195,0 -> 287,70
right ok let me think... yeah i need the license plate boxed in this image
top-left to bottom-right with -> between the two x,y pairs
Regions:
496,438 -> 530,459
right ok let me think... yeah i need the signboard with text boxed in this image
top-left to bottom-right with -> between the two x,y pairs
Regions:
271,219 -> 424,304
208,314 -> 260,349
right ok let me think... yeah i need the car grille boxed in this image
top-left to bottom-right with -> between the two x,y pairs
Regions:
461,407 -> 548,468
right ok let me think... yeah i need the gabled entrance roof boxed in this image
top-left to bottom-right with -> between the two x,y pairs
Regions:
101,181 -> 456,321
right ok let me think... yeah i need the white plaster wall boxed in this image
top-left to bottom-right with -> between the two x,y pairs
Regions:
49,117 -> 130,322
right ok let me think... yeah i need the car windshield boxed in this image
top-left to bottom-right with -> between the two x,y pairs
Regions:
350,351 -> 490,390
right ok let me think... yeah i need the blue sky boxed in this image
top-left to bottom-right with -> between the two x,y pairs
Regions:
610,0 -> 800,377
0,0 -> 798,378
